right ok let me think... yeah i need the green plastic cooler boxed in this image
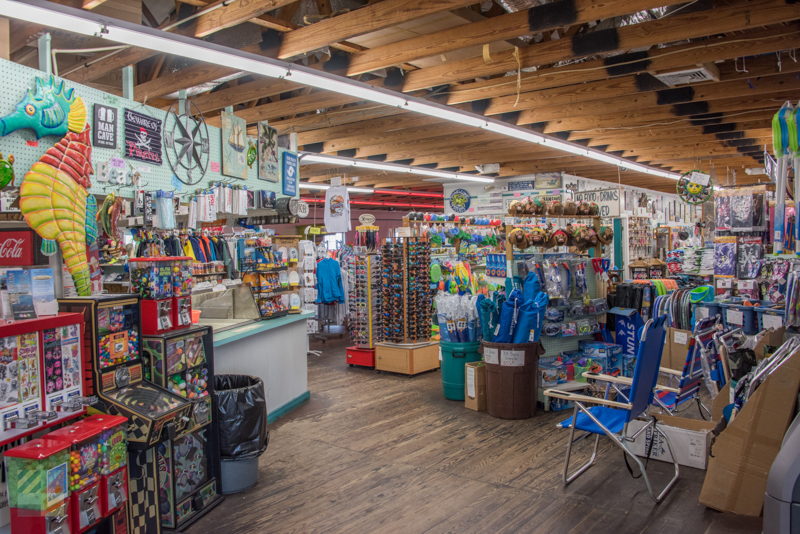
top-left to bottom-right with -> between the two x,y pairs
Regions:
440,341 -> 481,400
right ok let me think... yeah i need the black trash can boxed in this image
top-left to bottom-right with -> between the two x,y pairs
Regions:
213,375 -> 269,494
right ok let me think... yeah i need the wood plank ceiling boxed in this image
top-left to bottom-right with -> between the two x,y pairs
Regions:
10,0 -> 800,209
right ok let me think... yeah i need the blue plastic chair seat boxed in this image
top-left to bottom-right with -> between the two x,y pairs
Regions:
558,406 -> 628,435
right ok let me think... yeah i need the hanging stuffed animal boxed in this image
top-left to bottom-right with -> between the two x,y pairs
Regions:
528,227 -> 547,247
548,228 -> 570,248
531,197 -> 546,215
547,200 -> 563,216
576,201 -> 592,216
597,226 -> 614,245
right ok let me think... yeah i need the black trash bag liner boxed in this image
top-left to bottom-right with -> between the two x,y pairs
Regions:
213,375 -> 269,458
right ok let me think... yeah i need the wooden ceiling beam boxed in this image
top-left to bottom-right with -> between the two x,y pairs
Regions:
570,120 -> 771,143
400,0 -> 800,92
517,71 -> 800,125
207,90 -> 360,127
320,121 -> 469,153
297,113 -> 440,145
66,0 -> 298,84
542,91 -> 797,133
190,78 -> 300,114
446,26 -> 800,104
485,55 -> 798,118
345,0 -> 674,76
275,0 -> 479,60
267,104 -> 405,135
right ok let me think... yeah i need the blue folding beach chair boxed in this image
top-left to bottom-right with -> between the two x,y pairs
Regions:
544,315 -> 680,503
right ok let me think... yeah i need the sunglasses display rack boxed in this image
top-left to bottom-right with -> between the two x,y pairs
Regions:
379,238 -> 433,344
345,253 -> 382,367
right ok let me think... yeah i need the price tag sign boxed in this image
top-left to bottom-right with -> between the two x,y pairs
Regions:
717,278 -> 733,289
308,227 -> 322,235
726,309 -> 744,325
738,280 -> 755,290
501,349 -> 525,367
763,313 -> 784,330
484,347 -> 499,364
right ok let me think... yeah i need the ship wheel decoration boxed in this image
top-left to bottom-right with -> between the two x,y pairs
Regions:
163,99 -> 210,186
676,170 -> 713,205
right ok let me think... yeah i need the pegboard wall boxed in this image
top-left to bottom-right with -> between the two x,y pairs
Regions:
0,58 -> 298,200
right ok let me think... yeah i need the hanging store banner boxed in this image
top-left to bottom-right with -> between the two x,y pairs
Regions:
282,151 -> 298,197
123,108 -> 162,165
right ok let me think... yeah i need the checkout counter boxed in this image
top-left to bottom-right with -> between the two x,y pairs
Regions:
194,285 -> 311,422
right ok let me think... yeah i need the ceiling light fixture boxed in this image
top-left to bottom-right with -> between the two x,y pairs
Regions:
299,153 -> 495,183
299,183 -> 375,193
302,198 -> 444,210
1,0 -> 681,182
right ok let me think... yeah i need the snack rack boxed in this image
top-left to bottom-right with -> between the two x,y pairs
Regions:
345,253 -> 381,367
379,238 -> 432,344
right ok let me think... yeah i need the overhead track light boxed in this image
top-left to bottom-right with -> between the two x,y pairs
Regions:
299,153 -> 495,184
0,0 -> 681,182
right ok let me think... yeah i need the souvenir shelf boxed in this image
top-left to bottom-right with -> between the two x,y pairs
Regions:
379,238 -> 432,344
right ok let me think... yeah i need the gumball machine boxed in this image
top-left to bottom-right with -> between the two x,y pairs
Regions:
81,414 -> 129,516
47,423 -> 104,533
171,257 -> 194,330
6,438 -> 72,534
129,258 -> 174,335
141,325 -> 222,529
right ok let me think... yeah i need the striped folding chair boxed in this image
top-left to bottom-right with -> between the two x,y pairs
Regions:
544,315 -> 680,503
653,316 -> 721,419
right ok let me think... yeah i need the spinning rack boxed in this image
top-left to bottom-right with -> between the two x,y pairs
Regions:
379,237 -> 432,344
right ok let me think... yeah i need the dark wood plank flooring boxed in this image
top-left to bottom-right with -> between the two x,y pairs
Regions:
190,340 -> 763,534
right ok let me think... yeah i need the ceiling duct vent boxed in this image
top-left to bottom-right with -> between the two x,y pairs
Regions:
651,64 -> 719,87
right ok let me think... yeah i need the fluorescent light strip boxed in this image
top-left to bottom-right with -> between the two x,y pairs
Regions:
299,153 -> 494,183
302,198 -> 444,210
2,0 -> 681,182
299,183 -> 375,193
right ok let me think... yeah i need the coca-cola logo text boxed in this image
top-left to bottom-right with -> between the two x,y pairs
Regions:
0,231 -> 35,265
0,238 -> 24,259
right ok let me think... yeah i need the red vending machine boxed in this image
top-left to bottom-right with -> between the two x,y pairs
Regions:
5,438 -> 73,534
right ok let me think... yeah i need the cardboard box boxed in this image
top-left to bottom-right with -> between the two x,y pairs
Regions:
625,414 -> 715,470
375,342 -> 439,375
699,348 -> 800,516
661,327 -> 692,372
464,361 -> 486,412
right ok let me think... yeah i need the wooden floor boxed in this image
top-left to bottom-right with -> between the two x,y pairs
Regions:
190,340 -> 763,534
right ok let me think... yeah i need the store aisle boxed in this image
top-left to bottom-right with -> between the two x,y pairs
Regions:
190,341 -> 761,534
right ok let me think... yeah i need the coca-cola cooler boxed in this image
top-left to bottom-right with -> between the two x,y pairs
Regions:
0,229 -> 47,267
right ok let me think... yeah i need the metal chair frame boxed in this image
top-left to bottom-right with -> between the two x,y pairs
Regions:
545,317 -> 680,503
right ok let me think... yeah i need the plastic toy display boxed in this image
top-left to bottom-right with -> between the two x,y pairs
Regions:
58,295 -> 192,448
5,437 -> 72,534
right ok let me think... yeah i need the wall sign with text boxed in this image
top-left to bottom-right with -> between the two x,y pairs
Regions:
92,104 -> 117,149
124,108 -> 162,165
